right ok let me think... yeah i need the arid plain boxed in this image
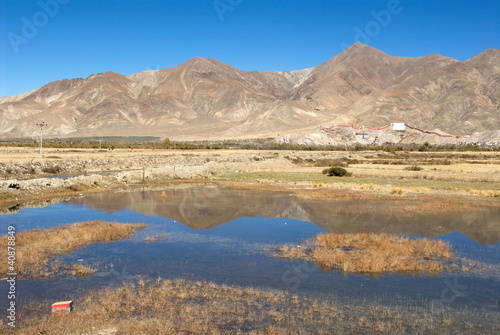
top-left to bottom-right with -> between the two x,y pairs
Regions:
1,146 -> 499,206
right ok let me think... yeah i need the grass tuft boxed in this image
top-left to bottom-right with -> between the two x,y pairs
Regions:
412,187 -> 430,193
390,187 -> 404,195
276,233 -> 454,274
5,278 -> 498,335
465,188 -> 500,197
69,263 -> 97,276
143,234 -> 169,242
0,221 -> 145,278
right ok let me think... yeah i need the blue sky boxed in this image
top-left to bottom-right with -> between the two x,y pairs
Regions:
1,0 -> 498,97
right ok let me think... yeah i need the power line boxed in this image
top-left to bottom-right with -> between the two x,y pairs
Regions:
36,121 -> 48,158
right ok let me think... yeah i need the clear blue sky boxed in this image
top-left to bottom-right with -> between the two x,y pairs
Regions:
1,0 -> 498,97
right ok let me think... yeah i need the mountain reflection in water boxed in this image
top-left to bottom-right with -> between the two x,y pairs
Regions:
68,185 -> 500,244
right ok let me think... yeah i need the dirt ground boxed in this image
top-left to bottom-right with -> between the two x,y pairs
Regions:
1,147 -> 499,211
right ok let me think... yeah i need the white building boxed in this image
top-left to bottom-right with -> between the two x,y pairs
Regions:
392,123 -> 406,131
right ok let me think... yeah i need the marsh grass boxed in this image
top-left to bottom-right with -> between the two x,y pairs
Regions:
68,263 -> 97,276
465,188 -> 500,197
6,278 -> 498,335
0,221 -> 145,278
276,233 -> 454,274
143,233 -> 169,242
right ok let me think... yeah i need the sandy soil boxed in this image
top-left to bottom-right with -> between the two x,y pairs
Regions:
1,147 -> 499,211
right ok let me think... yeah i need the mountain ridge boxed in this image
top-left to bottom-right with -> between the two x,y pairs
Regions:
1,43 -> 498,140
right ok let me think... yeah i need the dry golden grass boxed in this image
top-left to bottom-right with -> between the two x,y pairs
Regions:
143,233 -> 169,242
6,278 -> 498,335
465,188 -> 500,197
276,233 -> 454,274
390,187 -> 404,195
0,221 -> 145,278
2,148 -> 499,214
412,187 -> 430,193
68,263 -> 97,276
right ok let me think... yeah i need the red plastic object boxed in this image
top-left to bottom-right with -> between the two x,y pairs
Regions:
51,301 -> 73,312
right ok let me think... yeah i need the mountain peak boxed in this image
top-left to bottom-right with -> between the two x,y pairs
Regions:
350,41 -> 369,48
177,56 -> 230,72
465,48 -> 500,64
314,42 -> 390,72
0,45 -> 498,139
182,56 -> 217,66
341,42 -> 383,54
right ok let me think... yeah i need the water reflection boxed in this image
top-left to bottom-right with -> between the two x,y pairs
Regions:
68,185 -> 500,244
1,184 -> 499,313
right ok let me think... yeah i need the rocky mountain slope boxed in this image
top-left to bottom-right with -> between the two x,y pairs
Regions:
1,43 -> 498,140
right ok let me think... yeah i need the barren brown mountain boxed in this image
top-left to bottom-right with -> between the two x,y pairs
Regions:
1,43 -> 498,140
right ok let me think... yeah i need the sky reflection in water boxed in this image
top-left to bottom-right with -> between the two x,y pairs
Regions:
1,185 -> 499,312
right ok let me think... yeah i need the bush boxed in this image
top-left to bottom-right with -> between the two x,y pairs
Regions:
323,167 -> 352,177
404,165 -> 423,171
42,165 -> 62,174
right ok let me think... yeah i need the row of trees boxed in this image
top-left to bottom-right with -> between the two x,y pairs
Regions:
0,138 -> 497,152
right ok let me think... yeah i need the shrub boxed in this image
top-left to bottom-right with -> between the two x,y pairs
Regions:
42,165 -> 62,174
323,167 -> 352,177
404,165 -> 423,171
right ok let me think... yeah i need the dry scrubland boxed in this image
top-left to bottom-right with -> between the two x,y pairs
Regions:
4,279 -> 499,335
0,221 -> 145,278
1,147 -> 500,209
276,233 -> 455,273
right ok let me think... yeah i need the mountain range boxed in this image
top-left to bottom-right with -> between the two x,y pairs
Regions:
1,43 -> 499,140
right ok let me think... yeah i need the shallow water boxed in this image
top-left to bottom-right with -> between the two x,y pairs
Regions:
1,184 -> 499,312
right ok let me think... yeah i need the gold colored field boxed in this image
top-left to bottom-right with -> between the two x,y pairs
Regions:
276,233 -> 454,273
6,279 -> 497,335
0,146 -> 246,164
1,147 -> 500,209
0,221 -> 145,278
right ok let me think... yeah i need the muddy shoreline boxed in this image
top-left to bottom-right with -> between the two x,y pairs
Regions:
1,147 -> 499,213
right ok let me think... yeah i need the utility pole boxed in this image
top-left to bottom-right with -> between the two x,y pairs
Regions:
36,121 -> 48,158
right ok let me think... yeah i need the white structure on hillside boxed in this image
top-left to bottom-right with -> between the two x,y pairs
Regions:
391,123 -> 406,131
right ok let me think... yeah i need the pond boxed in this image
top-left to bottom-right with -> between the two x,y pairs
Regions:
1,184 -> 499,313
